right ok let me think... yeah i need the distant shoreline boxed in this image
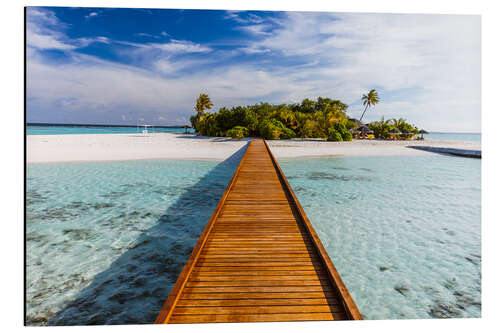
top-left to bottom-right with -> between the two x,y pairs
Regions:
25,124 -> 479,135
27,123 -> 191,129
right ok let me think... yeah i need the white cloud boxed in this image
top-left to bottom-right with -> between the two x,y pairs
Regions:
149,39 -> 212,53
238,45 -> 271,54
27,31 -> 76,50
225,11 -> 265,24
85,12 -> 98,19
237,24 -> 273,36
26,9 -> 480,131
241,12 -> 480,131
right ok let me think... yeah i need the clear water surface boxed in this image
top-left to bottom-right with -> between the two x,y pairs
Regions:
26,125 -> 194,135
26,151 -> 480,324
26,151 -> 244,325
425,132 -> 481,142
279,155 -> 481,320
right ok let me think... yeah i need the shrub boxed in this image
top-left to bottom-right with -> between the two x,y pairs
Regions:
259,119 -> 285,140
226,126 -> 249,139
327,127 -> 343,141
280,127 -> 296,140
333,122 -> 352,141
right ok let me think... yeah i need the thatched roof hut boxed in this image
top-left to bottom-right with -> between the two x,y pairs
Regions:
349,118 -> 364,127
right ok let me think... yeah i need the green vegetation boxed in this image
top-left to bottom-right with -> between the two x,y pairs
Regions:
360,89 -> 380,122
368,117 -> 419,139
190,96 -> 354,140
226,126 -> 249,139
189,91 -> 420,141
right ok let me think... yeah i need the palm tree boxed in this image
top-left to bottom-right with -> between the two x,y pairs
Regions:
359,89 -> 379,122
195,93 -> 213,114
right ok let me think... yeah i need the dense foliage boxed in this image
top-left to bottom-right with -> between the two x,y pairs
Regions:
189,93 -> 420,141
190,97 -> 356,141
367,117 -> 419,139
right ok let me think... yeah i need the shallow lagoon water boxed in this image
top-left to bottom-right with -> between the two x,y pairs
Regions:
279,155 -> 481,319
26,152 -> 243,325
26,151 -> 480,324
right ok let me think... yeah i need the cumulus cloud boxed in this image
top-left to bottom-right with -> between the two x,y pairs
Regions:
26,8 -> 480,131
240,12 -> 480,131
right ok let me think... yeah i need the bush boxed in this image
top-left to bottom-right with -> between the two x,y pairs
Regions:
333,122 -> 352,141
280,127 -> 296,140
259,119 -> 285,140
226,126 -> 248,139
327,127 -> 343,141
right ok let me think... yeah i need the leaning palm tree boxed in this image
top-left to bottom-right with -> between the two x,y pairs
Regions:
195,93 -> 213,114
359,89 -> 380,122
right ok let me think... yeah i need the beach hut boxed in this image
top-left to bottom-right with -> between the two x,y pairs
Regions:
418,129 -> 429,140
349,118 -> 364,127
401,129 -> 413,140
389,128 -> 401,140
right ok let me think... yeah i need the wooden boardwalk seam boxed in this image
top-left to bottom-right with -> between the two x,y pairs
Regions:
155,139 -> 362,324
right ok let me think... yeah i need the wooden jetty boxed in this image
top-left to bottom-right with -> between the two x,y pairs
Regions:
155,139 -> 362,324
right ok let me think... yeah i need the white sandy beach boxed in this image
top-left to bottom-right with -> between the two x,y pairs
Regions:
27,132 -> 481,163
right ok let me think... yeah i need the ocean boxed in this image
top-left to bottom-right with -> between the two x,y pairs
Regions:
26,125 -> 194,135
279,155 -> 481,320
25,150 -> 480,324
26,126 -> 480,143
425,132 -> 481,142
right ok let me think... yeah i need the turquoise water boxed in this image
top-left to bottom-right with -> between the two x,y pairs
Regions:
426,132 -> 481,142
26,151 -> 244,325
279,155 -> 481,319
26,152 -> 480,325
26,125 -> 194,135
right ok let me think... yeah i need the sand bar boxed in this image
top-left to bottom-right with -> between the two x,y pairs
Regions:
27,133 -> 481,164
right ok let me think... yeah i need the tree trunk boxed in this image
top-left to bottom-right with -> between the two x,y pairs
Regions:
359,104 -> 369,122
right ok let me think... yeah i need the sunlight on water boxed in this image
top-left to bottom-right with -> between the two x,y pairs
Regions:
279,155 -> 481,320
26,152 -> 480,324
26,158 -> 240,325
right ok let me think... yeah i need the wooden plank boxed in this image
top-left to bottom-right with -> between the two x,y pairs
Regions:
185,280 -> 331,287
180,291 -> 341,300
169,313 -> 346,323
176,298 -> 340,307
153,140 -> 252,324
172,305 -> 343,315
155,139 -> 361,324
262,140 -> 363,320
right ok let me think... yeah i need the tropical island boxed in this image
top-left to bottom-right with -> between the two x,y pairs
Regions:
190,90 -> 423,141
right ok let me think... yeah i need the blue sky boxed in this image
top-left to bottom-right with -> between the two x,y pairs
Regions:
26,7 -> 480,131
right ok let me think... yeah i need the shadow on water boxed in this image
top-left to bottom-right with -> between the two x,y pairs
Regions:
46,143 -> 249,326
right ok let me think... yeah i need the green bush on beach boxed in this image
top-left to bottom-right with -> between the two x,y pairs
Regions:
191,95 -> 352,140
368,117 -> 419,139
226,126 -> 249,139
189,92 -> 420,141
